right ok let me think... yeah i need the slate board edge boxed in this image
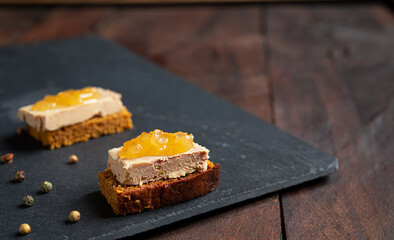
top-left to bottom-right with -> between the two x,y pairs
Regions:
90,158 -> 338,240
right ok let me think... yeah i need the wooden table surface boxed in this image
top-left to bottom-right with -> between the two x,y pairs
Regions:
1,3 -> 393,239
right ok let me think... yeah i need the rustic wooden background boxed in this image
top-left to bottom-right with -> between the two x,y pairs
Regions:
0,3 -> 393,239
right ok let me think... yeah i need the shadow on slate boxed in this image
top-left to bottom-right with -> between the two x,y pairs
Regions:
0,36 -> 338,240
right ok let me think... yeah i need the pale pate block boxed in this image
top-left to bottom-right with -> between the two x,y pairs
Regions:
18,87 -> 124,131
108,143 -> 209,186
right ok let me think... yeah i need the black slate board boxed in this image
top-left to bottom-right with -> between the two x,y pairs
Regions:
0,37 -> 338,239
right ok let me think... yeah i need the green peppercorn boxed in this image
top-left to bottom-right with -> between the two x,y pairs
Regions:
14,171 -> 25,182
22,195 -> 34,207
41,181 -> 52,193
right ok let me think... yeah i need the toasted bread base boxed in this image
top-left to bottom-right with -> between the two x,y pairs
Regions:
98,161 -> 220,215
27,107 -> 133,149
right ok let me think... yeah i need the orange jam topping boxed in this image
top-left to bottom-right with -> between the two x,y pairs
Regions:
31,87 -> 101,111
118,129 -> 194,159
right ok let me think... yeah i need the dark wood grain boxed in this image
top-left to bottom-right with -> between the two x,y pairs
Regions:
19,7 -> 109,43
0,8 -> 48,46
267,4 -> 394,239
0,7 -> 109,46
99,6 -> 271,121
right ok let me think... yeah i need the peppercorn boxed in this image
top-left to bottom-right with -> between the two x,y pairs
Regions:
19,223 -> 31,235
41,181 -> 52,193
14,171 -> 26,182
68,210 -> 81,222
69,155 -> 79,164
1,153 -> 14,164
22,195 -> 34,207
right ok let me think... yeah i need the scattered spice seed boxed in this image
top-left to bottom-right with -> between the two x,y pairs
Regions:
22,195 -> 34,207
14,171 -> 26,182
19,223 -> 31,235
41,181 -> 52,193
69,155 -> 79,164
1,153 -> 14,164
68,211 -> 81,222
